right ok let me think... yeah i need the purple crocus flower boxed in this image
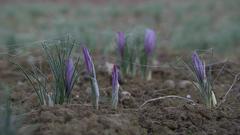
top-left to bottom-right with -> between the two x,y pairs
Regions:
82,47 -> 93,75
116,32 -> 126,57
82,46 -> 100,109
112,65 -> 119,90
65,58 -> 74,96
192,51 -> 206,82
144,29 -> 156,55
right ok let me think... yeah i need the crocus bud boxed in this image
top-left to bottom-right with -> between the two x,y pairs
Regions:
112,65 -> 119,109
116,32 -> 126,57
192,51 -> 206,82
112,65 -> 119,90
65,58 -> 74,97
82,46 -> 100,109
82,47 -> 93,75
144,29 -> 156,55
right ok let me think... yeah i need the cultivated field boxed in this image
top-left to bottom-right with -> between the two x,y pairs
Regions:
0,0 -> 240,135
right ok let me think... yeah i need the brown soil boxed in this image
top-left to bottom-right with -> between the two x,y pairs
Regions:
1,50 -> 240,135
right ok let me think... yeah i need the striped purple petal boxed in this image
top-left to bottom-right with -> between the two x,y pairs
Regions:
82,47 -> 93,75
112,65 -> 119,90
192,51 -> 206,82
65,58 -> 74,96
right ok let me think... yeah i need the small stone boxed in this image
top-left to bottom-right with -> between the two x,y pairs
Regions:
120,91 -> 131,101
17,81 -> 24,86
120,91 -> 136,107
105,62 -> 114,75
163,80 -> 175,89
178,80 -> 192,89
186,94 -> 191,99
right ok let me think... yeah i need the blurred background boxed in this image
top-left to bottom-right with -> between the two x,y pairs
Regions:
0,0 -> 240,55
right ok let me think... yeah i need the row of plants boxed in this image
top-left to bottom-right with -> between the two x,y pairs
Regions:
116,29 -> 218,108
116,29 -> 156,81
2,0 -> 240,55
14,29 -> 233,110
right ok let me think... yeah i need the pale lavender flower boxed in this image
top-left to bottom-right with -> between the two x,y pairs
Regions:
82,47 -> 93,75
192,51 -> 206,82
116,32 -> 126,57
144,29 -> 156,55
65,58 -> 74,96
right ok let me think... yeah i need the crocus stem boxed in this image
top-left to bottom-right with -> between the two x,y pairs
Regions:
90,78 -> 100,109
146,70 -> 152,81
121,58 -> 128,76
140,53 -> 151,80
121,48 -> 131,76
48,94 -> 54,107
129,56 -> 136,76
112,85 -> 119,110
206,91 -> 217,108
82,47 -> 100,109
211,91 -> 217,107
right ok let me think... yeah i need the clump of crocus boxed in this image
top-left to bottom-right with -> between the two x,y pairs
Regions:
82,47 -> 100,109
140,28 -> 156,80
15,38 -> 80,106
42,40 -> 79,105
190,51 -> 217,108
112,65 -> 120,109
